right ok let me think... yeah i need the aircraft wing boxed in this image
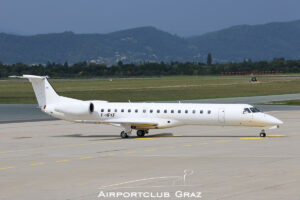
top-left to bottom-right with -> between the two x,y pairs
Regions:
104,118 -> 158,128
75,118 -> 158,128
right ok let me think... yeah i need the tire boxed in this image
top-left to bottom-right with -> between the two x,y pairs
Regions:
137,130 -> 145,137
260,132 -> 266,137
120,131 -> 128,138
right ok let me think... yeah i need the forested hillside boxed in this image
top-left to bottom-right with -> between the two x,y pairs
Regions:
1,20 -> 300,64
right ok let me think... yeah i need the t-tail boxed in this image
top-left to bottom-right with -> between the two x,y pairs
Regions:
9,75 -> 60,109
10,75 -> 96,120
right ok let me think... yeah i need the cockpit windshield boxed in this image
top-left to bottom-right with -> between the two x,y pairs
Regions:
250,107 -> 261,113
243,108 -> 251,114
243,107 -> 261,114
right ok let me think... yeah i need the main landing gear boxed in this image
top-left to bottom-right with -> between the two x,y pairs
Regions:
120,131 -> 129,138
120,125 -> 132,139
120,129 -> 149,138
136,130 -> 148,137
260,129 -> 266,137
136,130 -> 145,137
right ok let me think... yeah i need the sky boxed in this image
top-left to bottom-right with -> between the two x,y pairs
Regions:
1,0 -> 300,36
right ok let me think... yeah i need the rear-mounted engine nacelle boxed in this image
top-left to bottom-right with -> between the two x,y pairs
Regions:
55,101 -> 94,115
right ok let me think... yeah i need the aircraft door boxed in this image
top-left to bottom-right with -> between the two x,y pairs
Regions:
218,108 -> 225,123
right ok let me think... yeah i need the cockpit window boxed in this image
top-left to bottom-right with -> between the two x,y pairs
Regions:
250,107 -> 260,113
243,108 -> 251,114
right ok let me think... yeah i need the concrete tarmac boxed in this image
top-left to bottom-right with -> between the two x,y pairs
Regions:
0,110 -> 299,200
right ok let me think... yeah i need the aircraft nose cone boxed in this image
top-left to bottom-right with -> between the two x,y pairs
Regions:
265,114 -> 283,125
275,118 -> 283,125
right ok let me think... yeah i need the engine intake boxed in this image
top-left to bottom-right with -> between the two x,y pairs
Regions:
89,103 -> 94,113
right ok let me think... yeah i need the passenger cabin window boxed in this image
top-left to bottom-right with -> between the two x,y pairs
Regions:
250,107 -> 260,113
208,110 -> 211,114
121,109 -> 124,113
200,110 -> 203,114
114,109 -> 117,112
185,110 -> 188,114
143,109 -> 146,113
157,110 -> 160,113
164,110 -> 167,113
178,110 -> 181,113
108,109 -> 111,112
135,109 -> 138,113
243,108 -> 251,114
171,110 -> 174,113
101,109 -> 104,112
128,109 -> 131,113
150,109 -> 153,113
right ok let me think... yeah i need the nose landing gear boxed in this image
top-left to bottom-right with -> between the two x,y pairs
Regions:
260,129 -> 266,137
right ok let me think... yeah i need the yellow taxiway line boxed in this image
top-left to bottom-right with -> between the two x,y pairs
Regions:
240,137 -> 263,140
80,156 -> 94,160
126,151 -> 136,154
56,159 -> 69,163
267,135 -> 285,137
0,166 -> 15,170
241,134 -> 285,140
30,162 -> 44,166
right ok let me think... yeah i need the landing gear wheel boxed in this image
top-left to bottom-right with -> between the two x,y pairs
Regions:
137,130 -> 145,137
120,131 -> 128,138
260,132 -> 266,137
260,130 -> 266,137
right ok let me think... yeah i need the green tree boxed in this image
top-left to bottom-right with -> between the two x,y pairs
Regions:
207,53 -> 212,65
117,61 -> 123,66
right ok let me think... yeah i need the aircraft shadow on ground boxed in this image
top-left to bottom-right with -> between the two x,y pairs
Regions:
148,133 -> 257,138
51,134 -> 121,141
51,133 -> 258,139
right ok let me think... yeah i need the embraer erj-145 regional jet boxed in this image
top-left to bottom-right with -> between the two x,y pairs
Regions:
10,75 -> 283,138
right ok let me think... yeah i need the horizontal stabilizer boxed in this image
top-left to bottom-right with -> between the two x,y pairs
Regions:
9,75 -> 49,79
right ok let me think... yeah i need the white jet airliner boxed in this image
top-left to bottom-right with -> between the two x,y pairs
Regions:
10,75 -> 283,138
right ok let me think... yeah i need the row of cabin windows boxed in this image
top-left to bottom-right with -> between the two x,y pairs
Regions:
100,108 -> 211,114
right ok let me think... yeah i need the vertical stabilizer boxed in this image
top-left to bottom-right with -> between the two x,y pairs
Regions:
9,75 -> 60,108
